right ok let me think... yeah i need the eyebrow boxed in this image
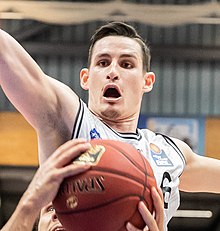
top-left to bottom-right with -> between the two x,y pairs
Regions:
95,53 -> 110,59
95,53 -> 138,60
120,54 -> 138,59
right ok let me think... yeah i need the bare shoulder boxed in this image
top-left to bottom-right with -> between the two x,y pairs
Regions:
170,137 -> 196,164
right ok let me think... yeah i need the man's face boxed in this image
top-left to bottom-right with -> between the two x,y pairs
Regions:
38,203 -> 66,231
80,36 -> 154,125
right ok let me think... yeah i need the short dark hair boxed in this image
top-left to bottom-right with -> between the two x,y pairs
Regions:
88,21 -> 151,71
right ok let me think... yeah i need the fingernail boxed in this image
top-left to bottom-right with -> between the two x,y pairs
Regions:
138,201 -> 144,211
84,142 -> 92,148
126,222 -> 131,229
77,138 -> 87,142
74,161 -> 90,166
151,186 -> 156,194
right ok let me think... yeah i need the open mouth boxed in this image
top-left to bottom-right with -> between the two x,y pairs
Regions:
103,85 -> 121,99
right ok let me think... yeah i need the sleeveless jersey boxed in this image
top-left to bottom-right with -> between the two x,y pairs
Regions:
72,100 -> 186,230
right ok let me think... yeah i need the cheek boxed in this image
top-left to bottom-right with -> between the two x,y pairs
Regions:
88,73 -> 104,93
125,78 -> 145,102
89,80 -> 101,94
128,77 -> 143,92
88,71 -> 103,85
38,215 -> 51,229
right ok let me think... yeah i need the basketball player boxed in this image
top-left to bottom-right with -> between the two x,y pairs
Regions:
1,139 -> 163,231
0,21 -> 220,230
0,139 -> 91,231
1,139 -> 89,231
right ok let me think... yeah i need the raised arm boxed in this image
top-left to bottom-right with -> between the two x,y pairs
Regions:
0,29 -> 78,127
0,29 -> 80,162
174,138 -> 220,193
0,29 -> 50,126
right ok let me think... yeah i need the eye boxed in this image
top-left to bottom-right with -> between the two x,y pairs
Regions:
47,206 -> 55,213
121,61 -> 133,69
97,59 -> 109,67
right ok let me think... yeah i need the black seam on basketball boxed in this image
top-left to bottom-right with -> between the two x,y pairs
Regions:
100,141 -> 150,176
101,141 -> 154,186
96,141 -> 155,204
101,141 -> 153,213
89,167 -> 146,185
56,194 -> 142,215
138,151 -> 148,199
102,141 -> 153,175
139,152 -> 155,213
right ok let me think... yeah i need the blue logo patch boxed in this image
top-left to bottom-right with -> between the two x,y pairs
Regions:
90,128 -> 101,139
150,143 -> 173,167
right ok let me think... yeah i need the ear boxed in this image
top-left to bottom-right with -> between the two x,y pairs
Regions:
143,72 -> 155,93
80,68 -> 89,90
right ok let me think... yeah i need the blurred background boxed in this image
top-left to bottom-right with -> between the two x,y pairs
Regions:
0,0 -> 220,230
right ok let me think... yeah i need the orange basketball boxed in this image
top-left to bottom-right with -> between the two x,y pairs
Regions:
53,139 -> 157,231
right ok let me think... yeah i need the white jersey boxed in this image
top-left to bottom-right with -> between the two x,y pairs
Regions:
72,100 -> 186,230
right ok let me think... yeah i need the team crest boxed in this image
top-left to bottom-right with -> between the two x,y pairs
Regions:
73,144 -> 105,165
150,143 -> 173,167
90,128 -> 101,139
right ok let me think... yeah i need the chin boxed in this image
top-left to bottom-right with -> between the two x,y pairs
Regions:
101,109 -> 121,120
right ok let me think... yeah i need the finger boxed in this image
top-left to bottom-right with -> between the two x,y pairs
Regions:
56,142 -> 91,167
53,141 -> 92,167
151,187 -> 164,229
51,139 -> 88,160
57,161 -> 91,179
155,186 -> 163,201
126,222 -> 142,231
138,201 -> 157,230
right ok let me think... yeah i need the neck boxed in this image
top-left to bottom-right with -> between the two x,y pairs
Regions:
92,111 -> 139,133
107,119 -> 138,133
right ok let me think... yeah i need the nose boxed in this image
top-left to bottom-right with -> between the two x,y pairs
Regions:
51,210 -> 58,222
107,63 -> 119,81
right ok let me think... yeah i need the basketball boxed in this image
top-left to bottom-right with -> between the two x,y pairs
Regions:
53,139 -> 157,231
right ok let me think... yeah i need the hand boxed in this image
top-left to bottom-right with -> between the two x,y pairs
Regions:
126,187 -> 164,231
23,139 -> 91,212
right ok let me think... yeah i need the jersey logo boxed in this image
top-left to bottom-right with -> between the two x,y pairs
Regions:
90,128 -> 101,139
150,143 -> 173,167
73,144 -> 105,166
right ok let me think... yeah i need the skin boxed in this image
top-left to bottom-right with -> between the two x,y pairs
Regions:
80,36 -> 155,132
1,139 -> 92,231
126,188 -> 164,231
81,35 -> 220,194
0,28 -> 220,230
38,187 -> 164,231
39,203 -> 65,231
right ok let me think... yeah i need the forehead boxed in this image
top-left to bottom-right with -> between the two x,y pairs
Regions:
92,36 -> 142,58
